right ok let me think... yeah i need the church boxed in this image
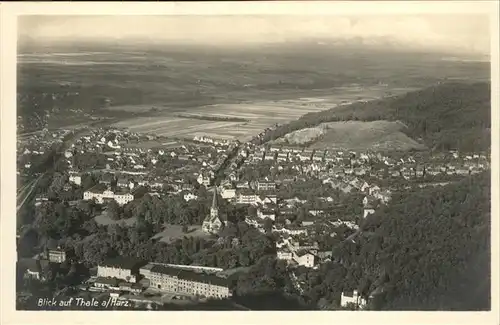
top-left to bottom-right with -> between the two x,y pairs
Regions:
202,187 -> 224,234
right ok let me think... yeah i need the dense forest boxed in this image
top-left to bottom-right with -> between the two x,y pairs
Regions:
282,172 -> 490,310
261,82 -> 490,153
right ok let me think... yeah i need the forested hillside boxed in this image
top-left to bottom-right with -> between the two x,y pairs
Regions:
319,172 -> 490,310
263,82 -> 490,152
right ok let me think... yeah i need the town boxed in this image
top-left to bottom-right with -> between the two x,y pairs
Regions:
16,125 -> 490,310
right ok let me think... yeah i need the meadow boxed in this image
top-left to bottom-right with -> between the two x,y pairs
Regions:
152,223 -> 208,243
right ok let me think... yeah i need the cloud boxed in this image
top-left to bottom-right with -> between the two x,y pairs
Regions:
18,15 -> 490,55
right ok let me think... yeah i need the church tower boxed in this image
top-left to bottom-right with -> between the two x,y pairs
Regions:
202,187 -> 222,234
210,187 -> 218,219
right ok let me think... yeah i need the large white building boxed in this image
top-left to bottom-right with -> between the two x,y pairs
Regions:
140,264 -> 231,299
83,184 -> 142,205
97,258 -> 147,284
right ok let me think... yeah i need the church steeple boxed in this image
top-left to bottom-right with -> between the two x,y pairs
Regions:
210,187 -> 218,219
202,187 -> 222,234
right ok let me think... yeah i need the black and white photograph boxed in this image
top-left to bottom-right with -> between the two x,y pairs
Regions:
1,1 -> 499,323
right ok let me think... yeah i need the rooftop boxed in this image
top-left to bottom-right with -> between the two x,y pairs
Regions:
149,265 -> 230,287
99,257 -> 147,270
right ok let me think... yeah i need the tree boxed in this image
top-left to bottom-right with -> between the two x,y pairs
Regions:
107,201 -> 121,220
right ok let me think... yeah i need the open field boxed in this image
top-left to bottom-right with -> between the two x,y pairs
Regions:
281,120 -> 427,151
94,211 -> 137,227
152,223 -> 208,243
111,85 -> 408,141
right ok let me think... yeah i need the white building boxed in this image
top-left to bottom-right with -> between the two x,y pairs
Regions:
97,258 -> 146,284
363,208 -> 375,219
294,252 -> 315,268
220,188 -> 236,200
69,174 -> 81,186
340,290 -> 367,309
184,193 -> 198,202
83,184 -> 135,205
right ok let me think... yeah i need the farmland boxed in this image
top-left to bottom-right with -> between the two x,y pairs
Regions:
111,85 -> 408,141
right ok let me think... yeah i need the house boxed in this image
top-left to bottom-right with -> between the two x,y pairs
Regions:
235,190 -> 259,205
260,194 -> 278,206
294,251 -> 316,268
277,249 -> 294,261
312,150 -> 325,162
97,258 -> 147,283
183,193 -> 198,202
119,282 -> 143,294
196,173 -> 212,186
236,181 -> 250,189
317,251 -> 333,261
220,188 -> 236,200
99,173 -> 114,185
94,277 -> 121,290
23,259 -> 50,281
363,195 -> 378,208
257,208 -> 276,221
340,290 -> 367,309
363,208 -> 375,219
283,226 -> 308,236
256,181 -> 276,192
117,177 -> 129,188
48,248 -> 67,263
264,151 -> 276,161
277,152 -> 289,162
69,174 -> 81,186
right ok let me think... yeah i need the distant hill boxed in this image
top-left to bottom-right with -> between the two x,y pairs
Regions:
264,82 -> 491,152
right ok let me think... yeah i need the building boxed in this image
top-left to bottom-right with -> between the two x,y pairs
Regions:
183,193 -> 198,202
256,181 -> 276,192
48,249 -> 67,263
94,277 -> 121,290
23,259 -> 50,281
235,190 -> 259,205
202,188 -> 224,234
197,173 -> 212,187
117,177 -> 129,188
99,173 -> 114,185
69,174 -> 81,186
83,184 -> 144,205
140,264 -> 231,299
277,249 -> 294,261
294,251 -> 315,268
257,208 -> 276,221
340,290 -> 367,309
97,258 -> 147,283
363,208 -> 375,219
220,188 -> 236,199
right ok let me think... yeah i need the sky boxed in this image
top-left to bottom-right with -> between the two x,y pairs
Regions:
18,15 -> 491,56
